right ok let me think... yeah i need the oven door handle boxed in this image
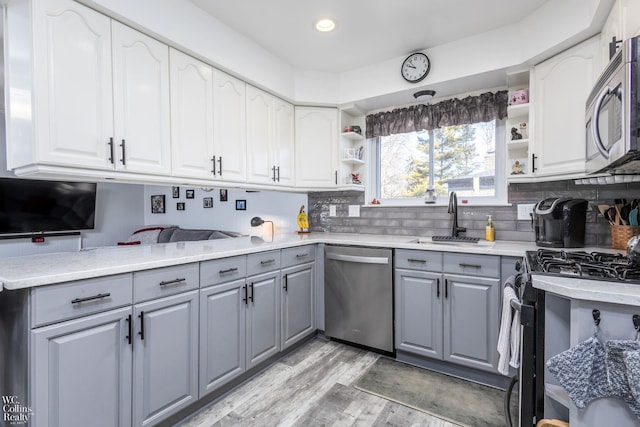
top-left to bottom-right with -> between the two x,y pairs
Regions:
591,84 -> 622,160
511,299 -> 535,327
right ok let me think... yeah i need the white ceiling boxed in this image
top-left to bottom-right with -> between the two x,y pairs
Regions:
189,0 -> 550,73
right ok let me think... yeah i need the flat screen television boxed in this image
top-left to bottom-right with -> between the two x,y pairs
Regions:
0,178 -> 97,235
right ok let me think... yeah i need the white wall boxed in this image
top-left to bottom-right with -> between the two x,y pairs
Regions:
143,185 -> 308,239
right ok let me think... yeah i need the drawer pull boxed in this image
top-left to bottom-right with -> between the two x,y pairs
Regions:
459,263 -> 481,269
260,259 -> 276,265
219,267 -> 239,275
295,253 -> 309,258
283,274 -> 288,292
159,277 -> 186,287
407,259 -> 427,264
71,293 -> 111,304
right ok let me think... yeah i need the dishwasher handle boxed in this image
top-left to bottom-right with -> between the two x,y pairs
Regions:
326,253 -> 389,265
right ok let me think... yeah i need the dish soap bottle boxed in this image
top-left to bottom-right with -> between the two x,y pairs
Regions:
485,215 -> 495,242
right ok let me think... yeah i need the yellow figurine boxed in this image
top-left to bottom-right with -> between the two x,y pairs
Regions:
296,205 -> 310,233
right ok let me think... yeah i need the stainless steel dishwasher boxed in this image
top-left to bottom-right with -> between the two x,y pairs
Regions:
324,245 -> 393,353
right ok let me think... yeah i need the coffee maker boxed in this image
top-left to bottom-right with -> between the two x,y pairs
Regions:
533,197 -> 588,247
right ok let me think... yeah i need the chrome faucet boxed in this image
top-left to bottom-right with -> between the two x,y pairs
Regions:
448,191 -> 466,237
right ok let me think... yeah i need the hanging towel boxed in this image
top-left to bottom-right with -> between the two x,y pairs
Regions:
624,349 -> 640,402
497,276 -> 520,375
605,340 -> 640,419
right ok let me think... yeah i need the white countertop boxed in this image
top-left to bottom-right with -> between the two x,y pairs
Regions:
1,232 -> 638,305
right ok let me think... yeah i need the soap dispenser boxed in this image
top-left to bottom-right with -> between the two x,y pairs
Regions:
486,215 -> 495,242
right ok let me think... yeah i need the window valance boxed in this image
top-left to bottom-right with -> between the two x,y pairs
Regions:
365,90 -> 508,138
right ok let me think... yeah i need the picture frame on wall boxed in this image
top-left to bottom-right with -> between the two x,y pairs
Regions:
177,202 -> 185,211
235,199 -> 246,210
203,197 -> 213,208
220,189 -> 228,202
172,186 -> 180,198
151,195 -> 165,214
186,189 -> 195,199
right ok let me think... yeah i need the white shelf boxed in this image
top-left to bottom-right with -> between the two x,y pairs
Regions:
507,139 -> 529,150
336,184 -> 365,191
545,383 -> 571,409
341,131 -> 365,141
341,158 -> 365,165
507,103 -> 530,118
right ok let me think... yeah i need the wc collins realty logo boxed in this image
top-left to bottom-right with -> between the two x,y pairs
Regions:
2,395 -> 32,425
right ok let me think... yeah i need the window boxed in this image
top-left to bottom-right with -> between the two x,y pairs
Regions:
372,119 -> 506,204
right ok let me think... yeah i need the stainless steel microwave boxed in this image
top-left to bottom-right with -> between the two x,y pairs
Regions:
585,36 -> 640,174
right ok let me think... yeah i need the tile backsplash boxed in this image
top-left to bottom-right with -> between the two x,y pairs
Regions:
308,180 -> 640,248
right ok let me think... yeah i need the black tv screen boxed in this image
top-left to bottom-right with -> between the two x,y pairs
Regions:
0,178 -> 97,235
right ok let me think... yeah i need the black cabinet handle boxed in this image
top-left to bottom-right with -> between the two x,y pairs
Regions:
276,166 -> 280,182
108,138 -> 115,164
120,139 -> 126,165
407,259 -> 427,264
260,259 -> 276,265
335,170 -> 338,185
71,293 -> 111,304
445,279 -> 448,299
272,166 -> 277,182
532,153 -> 537,172
459,263 -> 481,269
242,284 -> 248,305
159,278 -> 186,287
249,283 -> 254,302
219,267 -> 239,275
295,253 -> 309,258
126,314 -> 132,345
283,274 -> 288,291
211,156 -> 216,175
436,278 -> 440,298
217,157 -> 222,175
138,311 -> 145,341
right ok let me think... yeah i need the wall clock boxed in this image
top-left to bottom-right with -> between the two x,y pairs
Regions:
401,52 -> 431,83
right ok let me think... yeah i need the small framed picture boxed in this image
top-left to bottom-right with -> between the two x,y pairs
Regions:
235,199 -> 246,210
203,197 -> 213,208
151,195 -> 165,214
176,202 -> 185,211
220,189 -> 228,202
186,189 -> 195,199
172,186 -> 180,198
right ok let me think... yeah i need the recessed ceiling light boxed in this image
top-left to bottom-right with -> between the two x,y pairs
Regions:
315,18 -> 336,32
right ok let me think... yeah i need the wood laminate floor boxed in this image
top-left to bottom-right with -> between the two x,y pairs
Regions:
177,338 -> 460,427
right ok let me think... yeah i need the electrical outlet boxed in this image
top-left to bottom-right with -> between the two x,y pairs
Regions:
348,205 -> 360,217
517,203 -> 535,220
329,205 -> 337,217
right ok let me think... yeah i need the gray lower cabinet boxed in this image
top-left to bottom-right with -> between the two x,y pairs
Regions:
132,290 -> 199,427
31,306 -> 133,427
246,270 -> 281,369
281,262 -> 315,349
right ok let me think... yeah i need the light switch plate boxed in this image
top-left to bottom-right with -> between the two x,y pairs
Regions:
329,205 -> 337,217
348,205 -> 360,217
517,203 -> 535,220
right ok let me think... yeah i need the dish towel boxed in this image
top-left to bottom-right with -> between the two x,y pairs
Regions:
497,277 -> 521,375
605,340 -> 640,419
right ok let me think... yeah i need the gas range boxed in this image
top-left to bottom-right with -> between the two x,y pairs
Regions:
525,248 -> 640,283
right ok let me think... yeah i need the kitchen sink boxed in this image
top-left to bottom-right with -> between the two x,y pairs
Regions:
408,237 -> 495,246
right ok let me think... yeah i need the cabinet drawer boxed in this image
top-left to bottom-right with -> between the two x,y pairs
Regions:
281,245 -> 315,268
395,249 -> 442,271
134,263 -> 199,303
247,250 -> 281,276
200,255 -> 247,287
443,253 -> 500,277
31,274 -> 133,327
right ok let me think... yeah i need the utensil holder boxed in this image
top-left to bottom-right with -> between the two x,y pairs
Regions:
610,224 -> 640,249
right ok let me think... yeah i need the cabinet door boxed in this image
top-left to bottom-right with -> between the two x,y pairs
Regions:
199,279 -> 246,397
112,22 -> 171,175
622,0 -> 640,39
394,269 -> 443,359
294,107 -> 339,188
133,290 -> 198,427
281,263 -> 314,349
443,274 -> 500,372
213,70 -> 247,182
532,36 -> 600,177
246,85 -> 274,184
246,271 -> 280,369
273,97 -> 296,186
32,0 -> 113,169
170,48 -> 215,179
31,307 -> 132,427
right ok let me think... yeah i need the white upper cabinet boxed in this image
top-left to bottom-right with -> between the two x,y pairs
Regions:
294,107 -> 339,188
170,48 -> 215,180
246,85 -> 295,186
213,70 -> 247,182
601,0 -> 640,69
29,0 -> 114,170
530,36 -> 600,178
112,22 -> 171,175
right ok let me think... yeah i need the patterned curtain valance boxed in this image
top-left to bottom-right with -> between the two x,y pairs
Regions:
365,90 -> 508,138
